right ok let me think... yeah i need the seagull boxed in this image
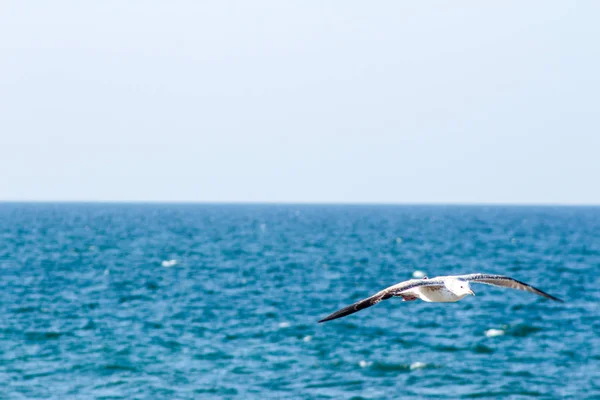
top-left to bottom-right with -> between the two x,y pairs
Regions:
318,273 -> 563,323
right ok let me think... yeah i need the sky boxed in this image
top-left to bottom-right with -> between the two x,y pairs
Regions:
1,1 -> 599,204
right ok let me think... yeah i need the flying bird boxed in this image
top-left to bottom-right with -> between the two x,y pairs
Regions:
318,273 -> 563,323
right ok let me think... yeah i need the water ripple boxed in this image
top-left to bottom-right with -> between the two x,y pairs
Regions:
0,204 -> 598,399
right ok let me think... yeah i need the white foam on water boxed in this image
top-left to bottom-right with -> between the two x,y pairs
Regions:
278,322 -> 290,328
395,237 -> 403,244
359,360 -> 372,368
103,268 -> 110,276
161,259 -> 178,268
303,335 -> 312,342
412,270 -> 426,278
410,362 -> 427,370
485,328 -> 505,337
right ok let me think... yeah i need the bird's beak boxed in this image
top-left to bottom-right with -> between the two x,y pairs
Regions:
468,289 -> 475,296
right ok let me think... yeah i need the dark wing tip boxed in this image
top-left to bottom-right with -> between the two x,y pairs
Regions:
508,277 -> 565,303
317,293 -> 389,323
317,315 -> 335,323
317,300 -> 369,323
464,273 -> 565,303
543,292 -> 564,302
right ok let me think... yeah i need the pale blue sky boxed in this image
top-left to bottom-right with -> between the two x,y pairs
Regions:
1,2 -> 599,204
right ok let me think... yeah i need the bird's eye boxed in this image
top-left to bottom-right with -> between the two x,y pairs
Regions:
460,286 -> 464,288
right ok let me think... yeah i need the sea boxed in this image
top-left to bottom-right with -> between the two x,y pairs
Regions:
0,203 -> 598,399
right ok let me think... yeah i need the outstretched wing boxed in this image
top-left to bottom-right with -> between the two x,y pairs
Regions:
458,273 -> 563,302
318,279 -> 444,323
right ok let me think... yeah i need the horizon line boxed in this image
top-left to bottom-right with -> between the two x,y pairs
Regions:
0,200 -> 599,207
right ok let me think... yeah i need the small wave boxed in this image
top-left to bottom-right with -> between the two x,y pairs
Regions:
161,259 -> 177,268
485,328 -> 505,338
412,270 -> 426,278
371,362 -> 411,372
503,370 -> 535,378
13,306 -> 41,314
305,380 -> 363,389
195,387 -> 238,396
230,366 -> 253,375
410,362 -> 427,370
118,294 -> 151,304
23,370 -> 58,380
370,361 -> 436,373
413,320 -> 441,329
433,344 -> 463,352
510,324 -> 543,337
145,321 -> 163,329
102,364 -> 138,373
466,390 -> 542,398
92,379 -> 127,390
472,344 -> 494,354
25,331 -> 64,341
81,319 -> 96,330
194,351 -> 234,361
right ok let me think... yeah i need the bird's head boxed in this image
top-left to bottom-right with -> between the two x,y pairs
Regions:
446,278 -> 475,297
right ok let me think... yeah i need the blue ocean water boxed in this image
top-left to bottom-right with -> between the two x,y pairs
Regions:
0,203 -> 599,399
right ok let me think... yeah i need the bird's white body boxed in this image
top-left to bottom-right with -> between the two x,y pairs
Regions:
413,286 -> 464,302
408,277 -> 474,302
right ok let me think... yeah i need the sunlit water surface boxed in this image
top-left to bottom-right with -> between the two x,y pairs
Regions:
0,204 -> 599,399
